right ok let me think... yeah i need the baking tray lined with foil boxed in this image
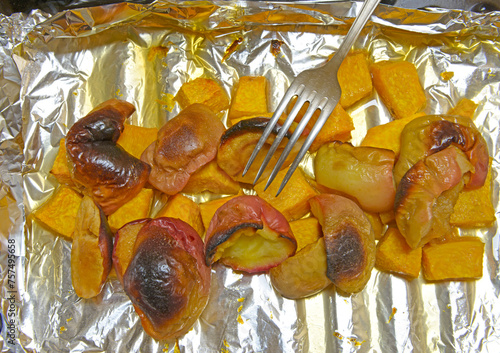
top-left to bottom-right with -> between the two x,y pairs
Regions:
0,1 -> 499,352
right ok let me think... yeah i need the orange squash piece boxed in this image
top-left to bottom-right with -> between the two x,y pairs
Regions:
370,60 -> 427,119
155,194 -> 204,237
50,138 -> 73,186
107,188 -> 154,231
447,98 -> 478,119
254,168 -> 317,222
365,212 -> 385,241
199,194 -> 242,230
375,227 -> 422,279
182,160 -> 240,195
116,124 -> 159,160
289,217 -> 322,252
228,76 -> 269,120
338,51 -> 373,108
175,77 -> 230,115
34,185 -> 82,239
422,237 -> 484,281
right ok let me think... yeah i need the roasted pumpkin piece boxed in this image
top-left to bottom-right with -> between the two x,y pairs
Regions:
228,76 -> 268,120
375,227 -> 422,279
123,217 -> 211,341
450,158 -> 496,228
155,194 -> 204,238
364,212 -> 384,241
395,147 -> 472,249
447,98 -> 478,119
182,160 -> 240,195
370,60 -> 427,119
50,138 -> 73,186
175,77 -> 230,115
289,217 -> 322,252
310,194 -> 376,294
116,124 -> 159,159
33,185 -> 82,239
199,193 -> 242,230
113,219 -> 150,284
205,195 -> 296,273
315,141 -> 396,213
141,104 -> 226,195
254,167 -> 317,222
66,99 -> 151,215
71,196 -> 113,298
360,113 -> 425,154
217,117 -> 304,184
107,188 -> 154,231
270,238 -> 331,299
421,236 -> 484,281
338,51 -> 373,108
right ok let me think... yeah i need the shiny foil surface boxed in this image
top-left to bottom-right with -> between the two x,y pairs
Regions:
1,1 -> 500,352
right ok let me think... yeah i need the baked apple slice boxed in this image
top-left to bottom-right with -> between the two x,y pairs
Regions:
217,117 -> 304,184
141,104 -> 225,195
310,194 -> 376,294
66,99 -> 151,215
122,217 -> 210,341
71,196 -> 113,299
204,195 -> 296,273
314,141 -> 396,212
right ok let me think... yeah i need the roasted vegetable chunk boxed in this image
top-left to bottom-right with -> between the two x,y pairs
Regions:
205,195 -> 296,273
310,194 -> 375,294
71,196 -> 113,298
182,160 -> 240,195
315,141 -> 396,212
338,51 -> 373,108
50,138 -> 73,185
155,194 -> 204,237
141,104 -> 225,195
228,76 -> 268,120
66,99 -> 151,215
107,188 -> 154,231
123,217 -> 210,341
175,77 -> 230,115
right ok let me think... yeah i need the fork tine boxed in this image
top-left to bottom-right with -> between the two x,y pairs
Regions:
242,83 -> 304,177
252,91 -> 312,185
274,102 -> 336,196
262,94 -> 325,191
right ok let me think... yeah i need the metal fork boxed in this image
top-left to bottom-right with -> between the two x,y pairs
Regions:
242,0 -> 381,196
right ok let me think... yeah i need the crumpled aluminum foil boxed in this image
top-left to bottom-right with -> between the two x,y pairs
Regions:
1,1 -> 499,352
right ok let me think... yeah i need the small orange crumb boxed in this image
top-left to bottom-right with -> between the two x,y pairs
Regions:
237,315 -> 244,324
440,71 -> 454,81
387,307 -> 397,323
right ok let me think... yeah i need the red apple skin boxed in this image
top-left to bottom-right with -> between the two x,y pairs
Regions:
123,217 -> 210,341
204,195 -> 297,273
309,194 -> 376,294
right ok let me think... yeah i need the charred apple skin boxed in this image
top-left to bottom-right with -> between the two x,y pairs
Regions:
204,195 -> 296,273
66,99 -> 151,215
123,217 -> 210,341
71,196 -> 114,299
141,104 -> 225,195
310,194 -> 375,294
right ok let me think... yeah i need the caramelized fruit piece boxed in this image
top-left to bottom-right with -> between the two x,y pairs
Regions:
310,194 -> 375,294
141,104 -> 225,195
205,195 -> 296,273
71,196 -> 113,298
66,99 -> 151,215
394,115 -> 489,190
123,217 -> 210,341
270,238 -> 331,299
422,236 -> 484,281
217,117 -> 303,184
315,141 -> 396,212
395,147 -> 472,249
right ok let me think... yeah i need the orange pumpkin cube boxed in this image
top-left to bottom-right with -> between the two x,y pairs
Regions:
182,160 -> 240,195
155,194 -> 204,237
175,77 -> 230,115
422,237 -> 484,281
199,194 -> 242,230
338,51 -> 373,108
107,188 -> 154,231
34,185 -> 82,239
50,138 -> 73,186
289,217 -> 322,252
254,168 -> 317,222
228,76 -> 269,120
117,124 -> 159,160
447,98 -> 478,119
371,60 -> 427,119
375,227 -> 422,279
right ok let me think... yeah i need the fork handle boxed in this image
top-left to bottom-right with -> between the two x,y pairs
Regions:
327,0 -> 381,68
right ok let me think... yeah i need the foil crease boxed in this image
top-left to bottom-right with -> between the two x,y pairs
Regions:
1,1 -> 499,352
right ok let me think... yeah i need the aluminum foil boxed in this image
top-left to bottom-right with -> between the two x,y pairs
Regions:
1,1 -> 500,352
